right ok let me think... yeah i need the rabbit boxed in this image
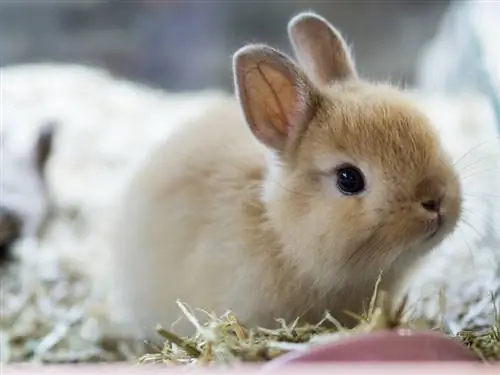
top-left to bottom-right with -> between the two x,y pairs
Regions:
0,121 -> 56,265
289,13 -> 500,329
105,12 -> 463,342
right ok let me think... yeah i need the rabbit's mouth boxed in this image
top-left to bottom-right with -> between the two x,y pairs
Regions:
424,214 -> 445,242
426,211 -> 458,246
426,229 -> 439,241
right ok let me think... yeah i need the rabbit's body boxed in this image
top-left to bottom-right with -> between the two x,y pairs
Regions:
107,13 -> 462,340
110,98 -> 288,336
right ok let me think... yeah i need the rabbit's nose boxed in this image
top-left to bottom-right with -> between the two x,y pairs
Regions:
420,198 -> 442,214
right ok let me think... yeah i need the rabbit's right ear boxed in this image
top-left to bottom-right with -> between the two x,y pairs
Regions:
233,44 -> 318,154
287,12 -> 357,85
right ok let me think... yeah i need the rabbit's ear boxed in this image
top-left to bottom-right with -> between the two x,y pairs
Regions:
233,44 -> 319,153
287,12 -> 357,85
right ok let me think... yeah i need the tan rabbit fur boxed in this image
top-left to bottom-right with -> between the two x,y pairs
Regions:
107,12 -> 462,341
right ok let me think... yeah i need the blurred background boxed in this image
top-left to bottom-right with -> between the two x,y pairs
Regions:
0,0 -> 452,92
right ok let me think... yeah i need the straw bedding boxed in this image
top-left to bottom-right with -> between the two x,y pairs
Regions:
0,64 -> 499,365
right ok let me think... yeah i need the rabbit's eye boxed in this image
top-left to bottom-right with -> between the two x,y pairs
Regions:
336,166 -> 365,195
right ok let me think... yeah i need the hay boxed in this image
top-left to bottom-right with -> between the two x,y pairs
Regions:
0,241 -> 148,364
3,248 -> 497,365
138,283 -> 500,366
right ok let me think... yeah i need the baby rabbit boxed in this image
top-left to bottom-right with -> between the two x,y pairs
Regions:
107,12 -> 462,341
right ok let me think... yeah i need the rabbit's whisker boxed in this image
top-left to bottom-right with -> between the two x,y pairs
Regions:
452,135 -> 500,169
456,224 -> 478,271
457,154 -> 500,174
460,168 -> 500,181
458,213 -> 500,263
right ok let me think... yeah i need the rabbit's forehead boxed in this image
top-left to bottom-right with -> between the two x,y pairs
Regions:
305,91 -> 450,180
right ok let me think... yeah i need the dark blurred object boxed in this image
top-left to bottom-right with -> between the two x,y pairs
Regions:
0,0 -> 451,91
0,121 -> 57,266
0,207 -> 22,265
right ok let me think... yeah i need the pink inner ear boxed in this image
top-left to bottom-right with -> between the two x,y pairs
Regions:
245,66 -> 307,150
236,46 -> 315,152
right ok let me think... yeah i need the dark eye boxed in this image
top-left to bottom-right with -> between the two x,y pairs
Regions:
336,166 -> 365,195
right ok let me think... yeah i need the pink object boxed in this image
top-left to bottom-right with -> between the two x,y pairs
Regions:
264,329 -> 481,367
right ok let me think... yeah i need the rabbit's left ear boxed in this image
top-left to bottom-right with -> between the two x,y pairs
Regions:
287,12 -> 358,85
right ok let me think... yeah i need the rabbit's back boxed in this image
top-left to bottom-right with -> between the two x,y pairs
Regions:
107,98 -> 278,338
